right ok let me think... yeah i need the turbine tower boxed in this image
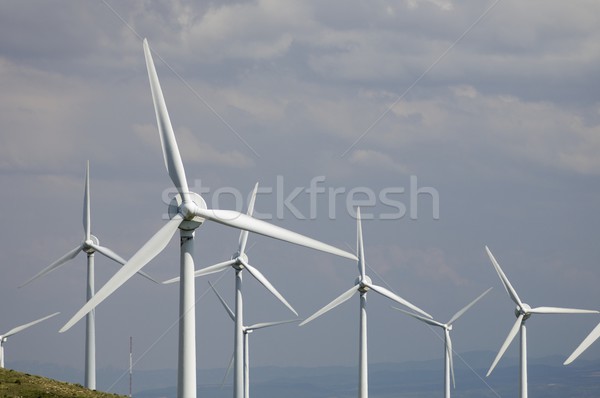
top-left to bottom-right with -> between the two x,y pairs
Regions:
209,281 -> 298,398
484,246 -> 598,398
164,183 -> 298,398
60,38 -> 356,398
1,312 -> 60,368
392,287 -> 492,398
300,207 -> 432,398
564,321 -> 600,365
20,162 -> 156,390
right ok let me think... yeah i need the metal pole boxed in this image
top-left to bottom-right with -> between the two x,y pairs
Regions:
358,292 -> 368,398
85,253 -> 96,390
178,230 -> 197,398
234,269 -> 244,398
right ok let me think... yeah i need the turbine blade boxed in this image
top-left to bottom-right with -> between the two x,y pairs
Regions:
367,283 -> 432,319
83,161 -> 90,241
194,207 -> 357,261
241,258 -> 298,316
91,243 -> 160,284
447,287 -> 493,325
90,243 -> 127,264
238,182 -> 259,255
446,329 -> 455,389
163,258 -> 236,284
357,207 -> 366,280
221,352 -> 234,388
299,285 -> 360,326
143,38 -> 190,203
208,281 -> 235,322
19,244 -> 83,288
247,319 -> 300,331
3,312 -> 60,338
391,306 -> 444,328
487,313 -> 523,377
60,214 -> 183,333
485,246 -> 523,308
529,306 -> 599,315
564,322 -> 600,365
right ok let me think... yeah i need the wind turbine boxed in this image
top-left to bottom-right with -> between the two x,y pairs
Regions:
392,287 -> 492,398
564,320 -> 600,365
59,38 -> 356,398
300,207 -> 432,398
1,312 -> 60,368
20,162 -> 156,390
484,246 -> 598,398
164,182 -> 298,398
208,281 -> 299,398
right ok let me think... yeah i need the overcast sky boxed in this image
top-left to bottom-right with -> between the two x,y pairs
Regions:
1,0 -> 599,390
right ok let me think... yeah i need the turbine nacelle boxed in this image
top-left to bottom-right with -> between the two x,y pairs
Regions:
168,192 -> 207,230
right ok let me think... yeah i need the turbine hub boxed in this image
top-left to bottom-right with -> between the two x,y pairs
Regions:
168,192 -> 207,230
356,275 -> 372,292
82,235 -> 99,254
232,252 -> 248,270
516,303 -> 532,320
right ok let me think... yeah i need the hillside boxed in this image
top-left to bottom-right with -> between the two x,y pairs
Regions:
0,368 -> 125,398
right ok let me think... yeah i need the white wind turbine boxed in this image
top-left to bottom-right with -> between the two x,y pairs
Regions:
392,287 -> 492,398
1,312 -> 60,369
208,281 -> 299,398
59,38 -> 356,398
484,246 -> 598,398
564,321 -> 600,365
20,162 -> 156,390
300,207 -> 432,398
164,183 -> 299,398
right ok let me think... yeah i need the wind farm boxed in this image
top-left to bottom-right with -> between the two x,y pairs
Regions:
1,3 -> 600,398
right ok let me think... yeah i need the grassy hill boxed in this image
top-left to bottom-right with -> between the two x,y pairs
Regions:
0,368 -> 126,398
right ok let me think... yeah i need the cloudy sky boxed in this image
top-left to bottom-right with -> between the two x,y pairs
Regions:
1,0 -> 599,390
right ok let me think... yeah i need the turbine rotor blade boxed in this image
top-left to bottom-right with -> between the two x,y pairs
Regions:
90,243 -> 159,284
366,283 -> 432,319
163,259 -> 236,284
194,207 -> 357,261
89,243 -> 127,264
83,161 -> 90,241
446,329 -> 455,389
19,244 -> 83,288
241,258 -> 298,316
529,306 -> 599,315
238,182 -> 259,255
356,207 -> 365,280
485,246 -> 523,308
60,214 -> 183,333
299,285 -> 360,326
3,312 -> 60,338
208,281 -> 235,322
487,313 -> 524,377
391,306 -> 443,328
246,319 -> 300,331
564,322 -> 600,365
143,39 -> 190,203
447,287 -> 493,325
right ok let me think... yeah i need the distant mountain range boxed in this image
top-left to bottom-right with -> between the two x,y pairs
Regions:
9,351 -> 600,398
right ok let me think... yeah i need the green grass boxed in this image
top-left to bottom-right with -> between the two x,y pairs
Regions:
0,368 -> 126,398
